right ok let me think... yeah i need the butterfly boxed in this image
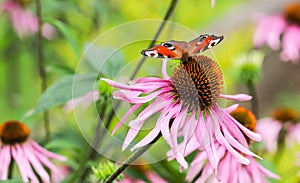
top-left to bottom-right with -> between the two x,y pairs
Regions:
141,34 -> 223,63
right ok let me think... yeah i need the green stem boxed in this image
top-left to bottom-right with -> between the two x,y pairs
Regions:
67,98 -> 109,183
35,0 -> 50,142
8,160 -> 14,179
104,133 -> 162,183
246,80 -> 259,118
129,0 -> 178,80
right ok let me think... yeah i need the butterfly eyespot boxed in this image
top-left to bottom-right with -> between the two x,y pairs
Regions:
208,38 -> 221,48
162,42 -> 175,50
196,35 -> 208,45
144,50 -> 158,58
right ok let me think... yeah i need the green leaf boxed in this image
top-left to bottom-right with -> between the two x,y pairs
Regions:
32,74 -> 97,114
84,43 -> 125,78
50,20 -> 80,58
45,138 -> 79,150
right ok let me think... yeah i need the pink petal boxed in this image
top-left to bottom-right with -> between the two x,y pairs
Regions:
64,90 -> 99,112
101,78 -> 155,92
224,104 -> 239,113
122,99 -> 169,151
112,104 -> 141,135
21,143 -> 50,183
12,144 -> 39,183
170,107 -> 188,169
30,144 -> 61,174
145,171 -> 168,183
257,118 -> 282,152
215,128 -> 250,165
0,145 -> 11,180
113,89 -> 166,103
280,25 -> 300,63
219,94 -> 252,101
30,140 -> 66,161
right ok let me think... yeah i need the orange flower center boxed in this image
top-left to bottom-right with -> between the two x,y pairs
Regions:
171,56 -> 223,110
0,120 -> 30,144
272,108 -> 299,123
284,3 -> 300,26
230,106 -> 256,144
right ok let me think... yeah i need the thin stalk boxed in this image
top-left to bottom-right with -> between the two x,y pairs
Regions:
104,133 -> 162,183
130,0 -> 178,80
35,0 -> 50,142
246,80 -> 259,118
8,160 -> 14,179
67,98 -> 109,183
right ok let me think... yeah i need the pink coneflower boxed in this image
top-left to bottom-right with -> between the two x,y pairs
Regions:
257,108 -> 300,153
0,120 -> 66,183
181,106 -> 280,183
102,56 -> 261,169
1,0 -> 56,39
253,3 -> 300,63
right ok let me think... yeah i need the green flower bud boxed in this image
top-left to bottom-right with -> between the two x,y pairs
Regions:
234,50 -> 264,85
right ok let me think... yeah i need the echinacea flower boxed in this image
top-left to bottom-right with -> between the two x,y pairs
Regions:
102,56 -> 261,169
0,120 -> 66,183
1,0 -> 56,39
257,108 -> 300,153
178,106 -> 280,183
253,3 -> 300,63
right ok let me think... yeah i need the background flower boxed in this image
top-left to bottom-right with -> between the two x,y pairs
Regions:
1,0 -> 56,39
257,108 -> 300,153
253,3 -> 300,63
0,120 -> 66,182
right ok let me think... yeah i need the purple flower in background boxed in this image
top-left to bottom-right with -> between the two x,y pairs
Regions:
1,0 -> 56,39
172,106 -> 279,183
64,90 -> 99,112
257,108 -> 300,152
253,3 -> 300,63
0,120 -> 66,183
102,56 -> 261,169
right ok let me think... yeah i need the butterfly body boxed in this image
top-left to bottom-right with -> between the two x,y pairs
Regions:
141,34 -> 223,64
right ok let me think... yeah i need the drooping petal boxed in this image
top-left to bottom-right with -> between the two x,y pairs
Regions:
21,143 -> 50,183
112,104 -> 142,135
30,140 -> 66,161
219,94 -> 252,101
0,145 -> 11,180
12,144 -> 39,183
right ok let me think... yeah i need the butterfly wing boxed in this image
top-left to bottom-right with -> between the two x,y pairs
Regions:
141,40 -> 188,60
188,34 -> 224,56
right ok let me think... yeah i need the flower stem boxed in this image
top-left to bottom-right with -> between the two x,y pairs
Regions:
35,0 -> 50,142
246,80 -> 259,117
104,133 -> 162,183
130,0 -> 178,80
8,160 -> 14,179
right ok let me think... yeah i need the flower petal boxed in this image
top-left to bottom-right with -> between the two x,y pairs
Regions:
219,94 -> 252,101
